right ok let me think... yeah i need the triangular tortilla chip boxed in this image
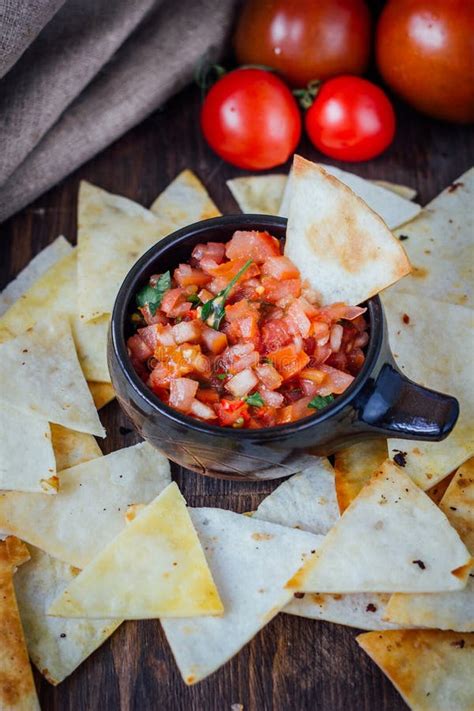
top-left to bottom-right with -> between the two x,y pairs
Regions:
372,180 -> 417,201
426,472 -> 455,505
253,457 -> 339,534
48,483 -> 223,619
384,459 -> 474,632
280,162 -> 420,229
50,424 -> 102,471
284,156 -> 411,305
0,403 -> 56,493
5,537 -> 30,569
0,442 -> 170,568
14,544 -> 121,685
287,460 -> 471,593
150,169 -> 221,224
334,440 -> 388,513
285,592 -> 403,631
0,320 -> 105,437
227,174 -> 287,215
0,236 -> 72,317
78,181 -> 173,321
162,508 -> 323,684
383,291 -> 474,489
357,630 -> 474,711
390,168 -> 474,307
0,542 -> 39,711
0,249 -> 110,383
88,381 -> 115,410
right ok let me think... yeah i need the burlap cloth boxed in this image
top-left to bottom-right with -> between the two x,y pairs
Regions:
0,0 -> 237,223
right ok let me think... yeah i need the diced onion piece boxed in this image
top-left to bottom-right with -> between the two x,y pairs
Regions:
155,324 -> 176,347
201,325 -> 228,354
259,387 -> 284,408
287,300 -> 311,338
127,334 -> 153,362
261,255 -> 299,280
189,398 -> 217,420
330,324 -> 344,352
172,320 -> 202,344
319,364 -> 354,395
169,378 -> 199,412
225,368 -> 258,398
255,363 -> 283,390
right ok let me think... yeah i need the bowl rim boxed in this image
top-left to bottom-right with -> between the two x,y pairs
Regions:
110,214 -> 384,441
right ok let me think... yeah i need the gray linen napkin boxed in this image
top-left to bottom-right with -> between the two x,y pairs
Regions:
0,0 -> 237,223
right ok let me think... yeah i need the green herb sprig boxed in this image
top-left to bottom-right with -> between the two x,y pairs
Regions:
200,259 -> 253,330
308,394 -> 335,410
245,392 -> 265,408
136,271 -> 171,315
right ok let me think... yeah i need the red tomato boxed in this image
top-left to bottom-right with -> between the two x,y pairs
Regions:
234,0 -> 371,87
305,76 -> 396,162
376,0 -> 474,124
201,68 -> 302,170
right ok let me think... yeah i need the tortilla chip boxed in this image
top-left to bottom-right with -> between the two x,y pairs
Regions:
284,156 -> 411,306
227,175 -> 287,215
162,508 -> 323,684
0,442 -> 171,568
0,320 -> 105,437
0,542 -> 39,710
78,181 -> 174,321
334,441 -> 388,513
383,292 -> 474,489
0,403 -> 57,493
5,538 -> 30,569
13,545 -> 120,686
357,630 -> 474,711
50,424 -> 102,471
88,381 -> 115,410
385,459 -> 474,632
426,472 -> 455,505
287,460 -> 471,593
0,236 -> 72,317
253,456 -> 339,534
285,592 -> 404,631
0,249 -> 110,383
373,180 -> 417,201
150,169 -> 221,224
280,162 -> 420,229
49,483 -> 223,619
391,168 -> 474,307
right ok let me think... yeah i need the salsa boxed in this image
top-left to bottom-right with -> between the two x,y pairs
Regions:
127,230 -> 369,428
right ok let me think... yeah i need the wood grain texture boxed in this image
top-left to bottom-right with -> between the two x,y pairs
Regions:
1,82 -> 473,711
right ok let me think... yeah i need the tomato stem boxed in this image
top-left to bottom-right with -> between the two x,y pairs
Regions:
195,62 -> 226,96
293,80 -> 321,110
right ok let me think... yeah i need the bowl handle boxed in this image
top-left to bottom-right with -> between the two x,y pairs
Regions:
354,362 -> 459,441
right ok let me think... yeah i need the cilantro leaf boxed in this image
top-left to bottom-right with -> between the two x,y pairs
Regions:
186,293 -> 202,306
200,259 -> 253,330
308,394 -> 335,410
245,392 -> 265,408
136,271 -> 171,315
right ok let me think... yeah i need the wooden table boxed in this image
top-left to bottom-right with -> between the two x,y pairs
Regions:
1,84 -> 473,711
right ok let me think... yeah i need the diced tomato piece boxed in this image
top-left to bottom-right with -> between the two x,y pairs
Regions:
139,304 -> 167,326
287,300 -> 311,338
289,395 -> 316,421
318,364 -> 354,395
253,405 -> 278,427
224,300 -> 260,346
198,288 -> 213,303
218,343 -> 259,374
225,368 -> 258,398
148,363 -> 172,390
169,378 -> 199,412
261,256 -> 299,280
171,320 -> 202,344
161,288 -> 189,317
192,242 -> 226,264
261,276 -> 301,303
127,334 -> 153,362
205,258 -> 260,282
268,344 -> 310,381
154,324 -> 176,347
137,325 -> 160,352
195,388 -> 220,404
276,405 -> 293,424
208,277 -> 228,295
312,343 -> 332,365
255,363 -> 283,390
299,368 -> 327,385
174,264 -> 211,288
225,230 -> 280,263
189,399 -> 217,420
300,379 -> 320,397
154,344 -> 209,378
201,325 -> 228,354
260,319 -> 292,353
215,399 -> 250,427
311,321 -> 330,341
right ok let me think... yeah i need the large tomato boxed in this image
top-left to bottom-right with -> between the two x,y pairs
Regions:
200,68 -> 301,170
305,76 -> 396,162
376,0 -> 474,124
234,0 -> 371,87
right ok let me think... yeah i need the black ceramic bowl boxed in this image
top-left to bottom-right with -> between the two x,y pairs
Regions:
109,215 -> 459,480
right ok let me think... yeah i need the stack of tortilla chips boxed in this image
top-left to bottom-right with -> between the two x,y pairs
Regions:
0,156 -> 472,711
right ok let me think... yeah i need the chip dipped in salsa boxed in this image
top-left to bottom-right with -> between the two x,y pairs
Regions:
127,230 -> 368,428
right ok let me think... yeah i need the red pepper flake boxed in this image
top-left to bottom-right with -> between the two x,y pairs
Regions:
451,639 -> 465,648
366,603 -> 377,613
393,450 -> 407,467
448,182 -> 464,193
293,592 -> 305,599
413,559 -> 426,570
402,314 -> 410,324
